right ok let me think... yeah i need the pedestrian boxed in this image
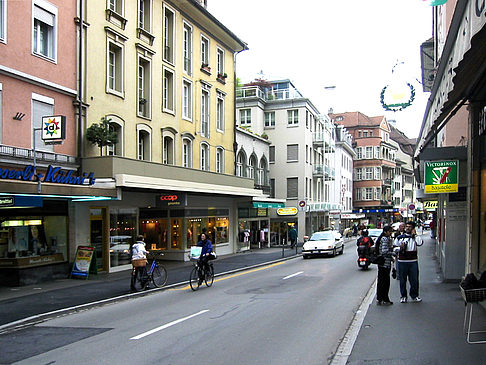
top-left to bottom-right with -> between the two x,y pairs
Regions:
352,224 -> 358,237
393,222 -> 405,239
429,219 -> 436,239
393,221 -> 424,303
289,226 -> 297,249
375,225 -> 394,305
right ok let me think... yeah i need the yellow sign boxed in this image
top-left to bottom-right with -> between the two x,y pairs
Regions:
277,207 -> 298,216
423,201 -> 438,210
424,184 -> 458,194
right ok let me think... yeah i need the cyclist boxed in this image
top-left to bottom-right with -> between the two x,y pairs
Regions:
132,235 -> 148,287
197,233 -> 214,284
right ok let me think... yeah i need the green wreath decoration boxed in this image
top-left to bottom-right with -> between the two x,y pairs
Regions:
380,83 -> 415,112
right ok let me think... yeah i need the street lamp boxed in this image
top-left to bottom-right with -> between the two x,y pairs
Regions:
32,127 -> 42,194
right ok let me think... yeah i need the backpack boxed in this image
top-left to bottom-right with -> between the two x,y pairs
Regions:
358,236 -> 370,246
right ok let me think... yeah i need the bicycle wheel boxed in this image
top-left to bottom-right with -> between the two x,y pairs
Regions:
205,265 -> 214,287
189,267 -> 200,291
152,265 -> 168,288
131,268 -> 147,292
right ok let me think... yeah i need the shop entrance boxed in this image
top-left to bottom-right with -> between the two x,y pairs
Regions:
90,208 -> 108,272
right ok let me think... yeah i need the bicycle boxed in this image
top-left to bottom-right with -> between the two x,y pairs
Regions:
189,259 -> 214,291
131,252 -> 168,292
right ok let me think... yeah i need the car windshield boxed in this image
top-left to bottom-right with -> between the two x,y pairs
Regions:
309,232 -> 334,241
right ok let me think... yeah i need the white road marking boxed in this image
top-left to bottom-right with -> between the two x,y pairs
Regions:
130,310 -> 209,340
283,271 -> 304,280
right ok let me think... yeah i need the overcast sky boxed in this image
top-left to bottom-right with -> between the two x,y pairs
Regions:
207,0 -> 433,139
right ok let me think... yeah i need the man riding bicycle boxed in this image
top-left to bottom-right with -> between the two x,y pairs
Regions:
197,233 -> 215,284
131,235 -> 148,288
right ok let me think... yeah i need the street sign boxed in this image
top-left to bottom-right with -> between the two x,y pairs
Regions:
408,203 -> 416,211
424,160 -> 459,194
298,200 -> 306,208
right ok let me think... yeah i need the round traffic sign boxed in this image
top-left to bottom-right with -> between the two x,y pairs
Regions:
298,200 -> 306,207
408,203 -> 416,210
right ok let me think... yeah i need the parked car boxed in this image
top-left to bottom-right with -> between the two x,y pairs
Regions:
302,231 -> 344,259
331,230 -> 342,240
367,228 -> 382,242
423,220 -> 432,230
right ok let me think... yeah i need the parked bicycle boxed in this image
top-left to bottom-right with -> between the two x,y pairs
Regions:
131,252 -> 168,292
189,259 -> 214,291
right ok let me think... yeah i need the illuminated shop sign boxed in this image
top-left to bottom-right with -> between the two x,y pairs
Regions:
0,165 -> 96,185
41,115 -> 66,141
157,193 -> 186,207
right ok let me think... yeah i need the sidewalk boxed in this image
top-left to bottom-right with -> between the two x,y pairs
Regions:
0,245 -> 303,330
344,234 -> 486,365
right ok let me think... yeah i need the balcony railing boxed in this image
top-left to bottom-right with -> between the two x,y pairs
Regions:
313,164 -> 335,180
236,86 -> 303,101
0,144 -> 79,165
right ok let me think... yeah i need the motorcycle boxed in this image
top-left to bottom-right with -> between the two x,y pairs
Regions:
357,245 -> 371,270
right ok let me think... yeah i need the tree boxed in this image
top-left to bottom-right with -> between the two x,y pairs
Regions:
86,117 -> 118,156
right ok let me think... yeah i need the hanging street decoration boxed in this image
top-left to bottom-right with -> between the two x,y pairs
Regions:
423,0 -> 448,6
380,83 -> 416,112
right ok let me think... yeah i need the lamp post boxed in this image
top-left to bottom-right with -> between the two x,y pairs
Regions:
33,127 -> 42,194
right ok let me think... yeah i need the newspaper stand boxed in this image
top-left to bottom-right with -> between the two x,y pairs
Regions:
460,286 -> 486,344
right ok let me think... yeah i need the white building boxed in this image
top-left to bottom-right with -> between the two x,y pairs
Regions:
236,79 -> 340,243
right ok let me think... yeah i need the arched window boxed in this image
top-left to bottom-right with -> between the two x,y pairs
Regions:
182,138 -> 193,168
236,150 -> 247,177
163,136 -> 174,164
259,157 -> 268,185
137,124 -> 151,161
249,154 -> 257,183
105,115 -> 124,156
216,147 -> 224,173
200,142 -> 210,171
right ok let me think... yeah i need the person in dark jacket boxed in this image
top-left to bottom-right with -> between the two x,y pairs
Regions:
375,225 -> 394,305
289,226 -> 298,248
197,233 -> 213,284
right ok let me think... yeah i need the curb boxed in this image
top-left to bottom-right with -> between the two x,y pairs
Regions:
0,253 -> 302,334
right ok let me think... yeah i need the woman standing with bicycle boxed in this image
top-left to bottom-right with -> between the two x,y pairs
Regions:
197,233 -> 214,285
131,235 -> 148,290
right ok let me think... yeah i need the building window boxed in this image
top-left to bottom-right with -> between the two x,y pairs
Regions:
259,158 -> 267,185
107,120 -> 122,156
108,0 -> 123,14
201,88 -> 210,137
374,146 -> 380,159
264,112 -> 275,127
182,138 -> 192,168
138,0 -> 151,32
138,58 -> 151,118
356,188 -> 362,201
107,42 -> 123,93
201,35 -> 209,67
374,167 -> 381,180
365,167 -> 373,180
183,22 -> 192,75
163,67 -> 174,113
200,143 -> 209,171
32,95 -> 54,152
236,151 -> 246,177
216,147 -> 224,173
287,144 -> 298,161
355,168 -> 362,180
0,83 -> 2,143
287,110 -> 298,125
0,0 -> 6,42
137,128 -> 150,161
163,136 -> 173,164
365,146 -> 372,159
32,1 -> 57,61
356,147 -> 362,159
269,146 -> 275,163
217,91 -> 225,132
375,187 -> 381,200
365,187 -> 373,200
163,5 -> 174,63
240,109 -> 251,126
182,79 -> 193,121
249,155 -> 257,182
270,178 -> 275,198
217,47 -> 225,76
287,177 -> 298,198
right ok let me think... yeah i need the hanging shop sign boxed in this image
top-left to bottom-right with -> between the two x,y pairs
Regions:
424,160 -> 458,193
41,115 -> 66,141
156,193 -> 186,207
277,207 -> 298,216
352,208 -> 399,213
253,202 -> 285,208
423,200 -> 438,210
0,164 -> 96,185
380,83 -> 416,112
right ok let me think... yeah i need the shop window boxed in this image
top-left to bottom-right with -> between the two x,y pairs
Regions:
170,218 -> 182,249
140,218 -> 168,251
109,208 -> 136,267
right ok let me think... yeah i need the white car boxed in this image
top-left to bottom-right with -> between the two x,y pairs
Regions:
367,228 -> 382,243
302,231 -> 344,259
331,230 -> 342,240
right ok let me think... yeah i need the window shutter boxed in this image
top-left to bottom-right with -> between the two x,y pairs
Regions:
287,177 -> 298,198
34,5 -> 54,26
287,144 -> 298,161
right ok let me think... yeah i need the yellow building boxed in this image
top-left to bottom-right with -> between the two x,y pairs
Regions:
75,0 -> 266,269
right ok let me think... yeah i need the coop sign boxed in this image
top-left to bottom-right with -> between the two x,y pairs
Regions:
0,164 -> 96,185
424,160 -> 458,194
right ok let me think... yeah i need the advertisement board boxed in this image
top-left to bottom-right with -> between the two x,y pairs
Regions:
424,160 -> 458,194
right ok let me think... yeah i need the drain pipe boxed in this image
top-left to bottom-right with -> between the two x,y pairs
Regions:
77,0 -> 84,160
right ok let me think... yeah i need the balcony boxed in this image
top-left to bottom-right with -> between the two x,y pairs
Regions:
236,86 -> 303,101
254,183 -> 271,195
0,144 -> 79,168
312,132 -> 335,152
313,164 -> 335,180
382,178 -> 393,186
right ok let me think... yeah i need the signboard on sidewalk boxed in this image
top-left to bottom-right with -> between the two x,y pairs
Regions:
424,160 -> 458,194
70,246 -> 95,279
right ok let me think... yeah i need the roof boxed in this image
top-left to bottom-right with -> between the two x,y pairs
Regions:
330,112 -> 385,128
389,124 -> 416,156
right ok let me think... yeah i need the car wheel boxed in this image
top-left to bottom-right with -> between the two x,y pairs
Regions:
303,254 -> 308,259
331,248 -> 336,257
340,245 -> 344,255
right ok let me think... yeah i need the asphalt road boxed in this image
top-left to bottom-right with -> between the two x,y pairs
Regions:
3,245 -> 377,365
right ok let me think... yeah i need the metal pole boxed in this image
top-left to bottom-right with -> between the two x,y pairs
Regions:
33,128 -> 42,193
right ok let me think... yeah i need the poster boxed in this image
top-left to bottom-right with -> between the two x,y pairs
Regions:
71,246 -> 95,279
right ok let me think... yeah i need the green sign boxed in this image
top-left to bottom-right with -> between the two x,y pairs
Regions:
253,202 -> 285,208
424,160 -> 458,194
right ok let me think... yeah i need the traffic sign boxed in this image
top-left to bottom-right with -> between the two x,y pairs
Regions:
408,203 -> 415,211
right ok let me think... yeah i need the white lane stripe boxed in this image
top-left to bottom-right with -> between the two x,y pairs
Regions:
283,271 -> 303,280
130,310 -> 209,340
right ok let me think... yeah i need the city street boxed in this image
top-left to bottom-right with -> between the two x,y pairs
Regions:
2,242 -> 376,365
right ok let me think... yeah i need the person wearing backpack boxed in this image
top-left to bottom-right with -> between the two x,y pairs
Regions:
375,225 -> 394,305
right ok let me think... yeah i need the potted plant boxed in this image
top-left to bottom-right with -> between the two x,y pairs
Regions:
201,63 -> 211,73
